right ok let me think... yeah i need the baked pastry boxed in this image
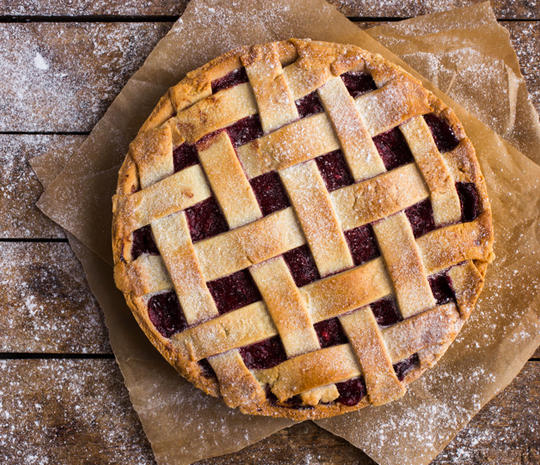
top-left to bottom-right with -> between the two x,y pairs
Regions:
112,39 -> 494,420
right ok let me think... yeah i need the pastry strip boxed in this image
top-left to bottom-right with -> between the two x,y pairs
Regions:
280,160 -> 354,276
172,301 -> 277,361
151,212 -> 218,324
330,163 -> 429,231
301,258 -> 393,323
129,124 -> 173,188
355,76 -> 431,137
254,344 -> 361,402
171,83 -> 258,144
250,257 -> 339,405
198,131 -> 262,228
317,76 -> 385,181
236,113 -> 339,179
373,212 -> 436,318
242,43 -> 299,133
194,208 -> 305,281
382,303 -> 461,363
340,307 -> 405,405
400,116 -> 461,225
250,257 -> 319,358
114,164 -> 211,234
417,212 -> 493,274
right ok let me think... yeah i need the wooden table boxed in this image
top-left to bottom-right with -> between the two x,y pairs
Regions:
1,1 -> 539,463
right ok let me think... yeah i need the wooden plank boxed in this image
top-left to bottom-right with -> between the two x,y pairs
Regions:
0,134 -> 85,238
0,359 -> 155,464
0,0 -> 538,20
329,0 -> 540,20
1,21 -> 538,133
0,242 -> 111,353
1,359 -> 537,464
0,22 -> 173,133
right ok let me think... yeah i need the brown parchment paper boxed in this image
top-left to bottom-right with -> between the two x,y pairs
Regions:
31,1 -> 540,464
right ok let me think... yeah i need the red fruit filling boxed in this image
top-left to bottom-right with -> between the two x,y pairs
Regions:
314,318 -> 348,348
424,113 -> 460,153
315,150 -> 354,192
226,114 -> 263,147
240,336 -> 287,370
295,91 -> 324,118
456,182 -> 479,222
184,197 -> 229,243
336,377 -> 367,406
207,269 -> 261,314
371,297 -> 403,327
131,224 -> 159,260
211,67 -> 249,93
373,127 -> 414,171
198,359 -> 217,379
393,353 -> 420,381
250,171 -> 291,216
147,291 -> 188,338
405,199 -> 436,238
341,71 -> 378,98
173,142 -> 199,173
283,245 -> 320,287
344,224 -> 380,266
429,272 -> 456,305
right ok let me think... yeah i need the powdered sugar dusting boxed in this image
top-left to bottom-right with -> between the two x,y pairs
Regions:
0,242 -> 111,353
0,359 -> 154,464
0,23 -> 170,132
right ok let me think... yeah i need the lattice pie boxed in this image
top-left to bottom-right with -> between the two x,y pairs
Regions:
113,39 -> 494,420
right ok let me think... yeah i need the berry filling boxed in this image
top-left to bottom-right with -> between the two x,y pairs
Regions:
226,114 -> 264,147
184,197 -> 229,243
314,318 -> 348,348
344,224 -> 380,266
371,297 -> 403,327
240,336 -> 287,370
173,142 -> 199,173
424,113 -> 460,153
405,199 -> 436,238
295,91 -> 324,118
211,67 -> 249,93
341,71 -> 378,98
393,353 -> 420,381
373,127 -> 414,171
250,171 -> 291,216
315,150 -> 354,192
456,182 -> 480,222
147,291 -> 188,338
131,225 -> 159,260
198,359 -> 217,379
283,245 -> 320,287
336,377 -> 367,406
429,272 -> 456,305
207,269 -> 261,314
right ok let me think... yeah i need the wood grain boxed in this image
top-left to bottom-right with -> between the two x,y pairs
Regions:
0,242 -> 110,353
2,358 -> 536,464
0,359 -> 155,464
1,21 -> 538,134
0,0 -> 539,20
0,134 -> 86,239
0,22 -> 172,132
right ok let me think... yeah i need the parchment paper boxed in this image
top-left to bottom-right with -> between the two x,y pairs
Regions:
31,1 -> 540,464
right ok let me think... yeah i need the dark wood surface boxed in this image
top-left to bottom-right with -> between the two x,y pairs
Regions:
1,1 -> 539,464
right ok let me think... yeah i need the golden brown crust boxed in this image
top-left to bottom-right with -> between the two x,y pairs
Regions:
112,39 -> 494,420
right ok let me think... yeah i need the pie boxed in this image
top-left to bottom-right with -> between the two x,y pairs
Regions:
112,39 -> 494,420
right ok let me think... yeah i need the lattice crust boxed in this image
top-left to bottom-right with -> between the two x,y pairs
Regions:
113,39 -> 494,421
